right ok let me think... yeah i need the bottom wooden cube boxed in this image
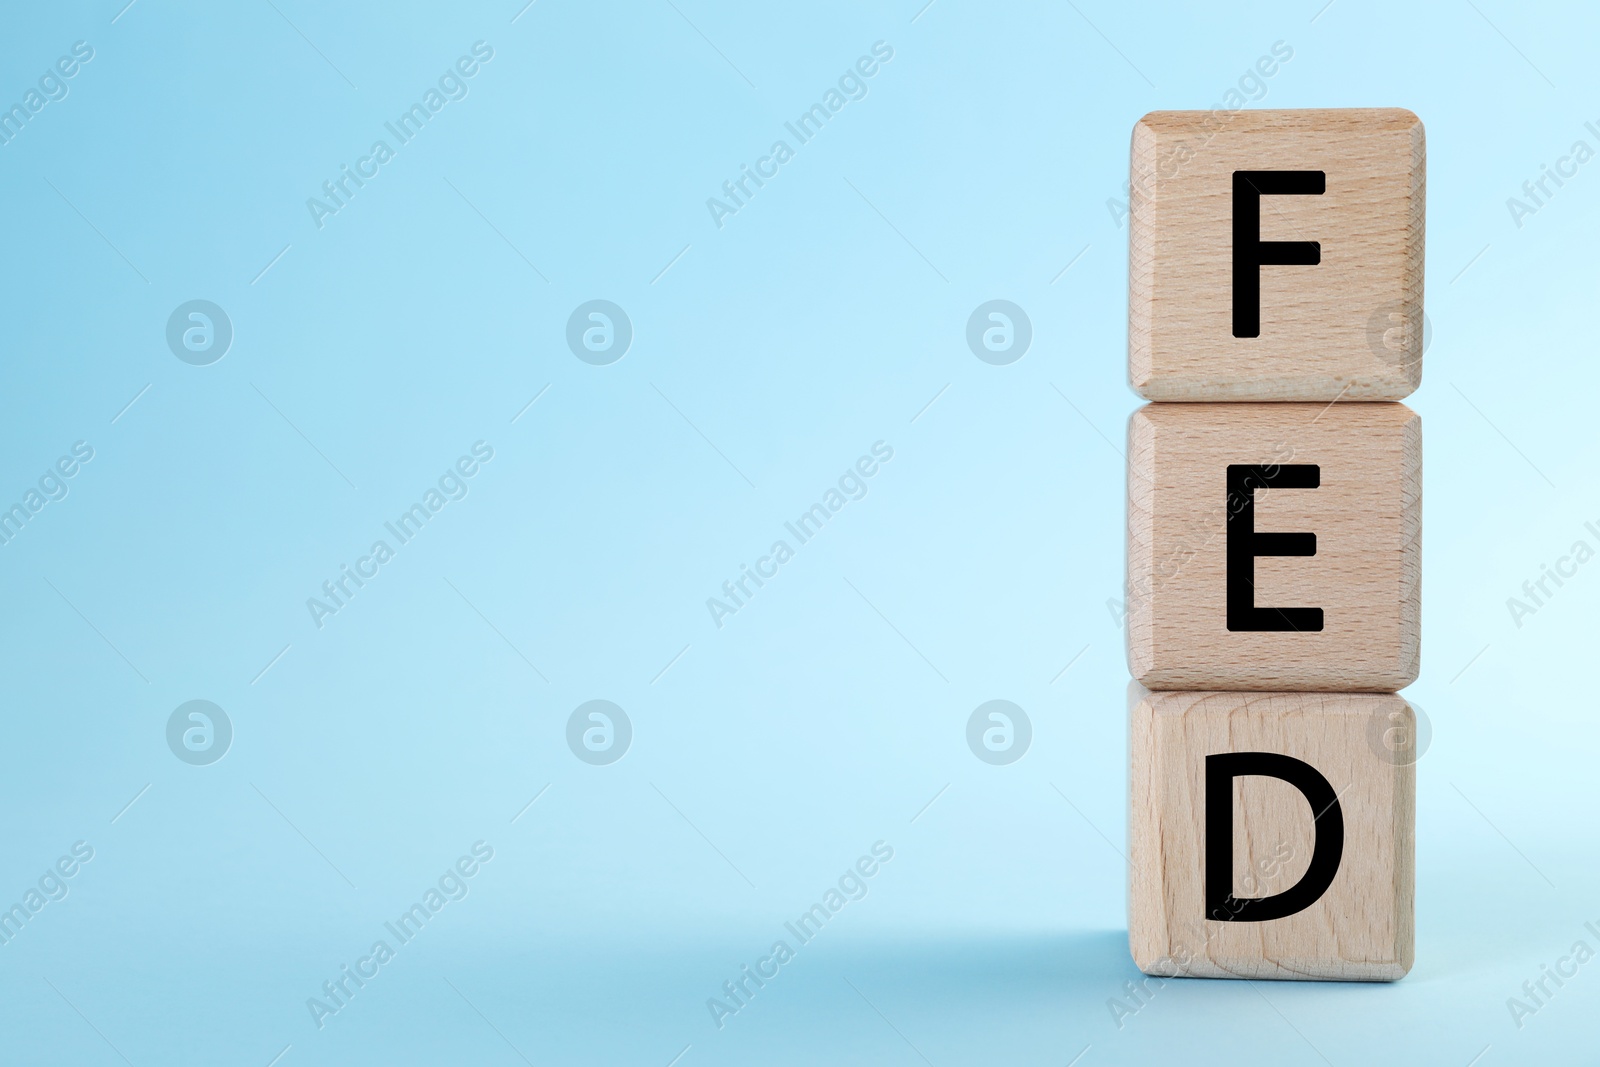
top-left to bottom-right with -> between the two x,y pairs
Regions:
1130,689 -> 1415,981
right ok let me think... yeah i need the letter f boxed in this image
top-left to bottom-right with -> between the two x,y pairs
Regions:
1233,170 -> 1325,337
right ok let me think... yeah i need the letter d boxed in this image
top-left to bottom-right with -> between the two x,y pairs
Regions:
1205,752 -> 1343,922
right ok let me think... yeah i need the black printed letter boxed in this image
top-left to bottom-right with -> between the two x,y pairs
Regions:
1205,752 -> 1343,922
1232,170 -> 1325,337
1226,464 -> 1323,632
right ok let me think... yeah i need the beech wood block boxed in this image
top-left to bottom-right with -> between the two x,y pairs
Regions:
1129,107 -> 1426,402
1126,402 -> 1420,692
1130,688 -> 1416,981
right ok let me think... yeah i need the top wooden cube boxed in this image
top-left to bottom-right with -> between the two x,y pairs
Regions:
1129,108 -> 1425,402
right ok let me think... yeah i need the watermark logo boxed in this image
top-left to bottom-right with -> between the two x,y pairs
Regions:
166,300 -> 233,365
1106,40 -> 1294,228
0,440 -> 94,549
567,700 -> 631,765
166,700 -> 232,766
705,841 -> 894,1031
306,41 -> 495,230
1365,304 -> 1430,368
305,841 -> 495,1029
566,300 -> 632,365
1507,920 -> 1600,1030
1506,122 -> 1600,230
706,441 -> 894,631
1506,519 -> 1600,630
966,700 -> 1031,765
1364,701 -> 1431,766
0,841 -> 94,949
965,300 -> 1031,365
706,41 -> 895,230
0,40 -> 95,149
1108,840 -> 1298,1027
306,441 -> 495,630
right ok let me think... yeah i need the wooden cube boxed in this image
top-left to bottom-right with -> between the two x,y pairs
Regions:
1129,688 -> 1416,981
1130,108 -> 1425,402
1126,401 -> 1419,692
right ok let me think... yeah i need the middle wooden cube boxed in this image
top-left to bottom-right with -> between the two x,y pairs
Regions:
1126,402 -> 1419,691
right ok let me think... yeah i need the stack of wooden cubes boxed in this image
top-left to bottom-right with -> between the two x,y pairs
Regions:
1125,109 -> 1425,981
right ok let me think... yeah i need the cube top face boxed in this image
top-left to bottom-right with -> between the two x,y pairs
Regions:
1130,690 -> 1416,981
1126,402 -> 1420,692
1129,108 -> 1425,402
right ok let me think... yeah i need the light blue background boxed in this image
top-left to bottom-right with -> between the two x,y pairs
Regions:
1,1 -> 1595,1064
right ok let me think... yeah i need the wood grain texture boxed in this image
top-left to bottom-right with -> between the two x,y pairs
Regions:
1126,402 -> 1420,691
1129,108 -> 1425,402
1129,688 -> 1416,981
